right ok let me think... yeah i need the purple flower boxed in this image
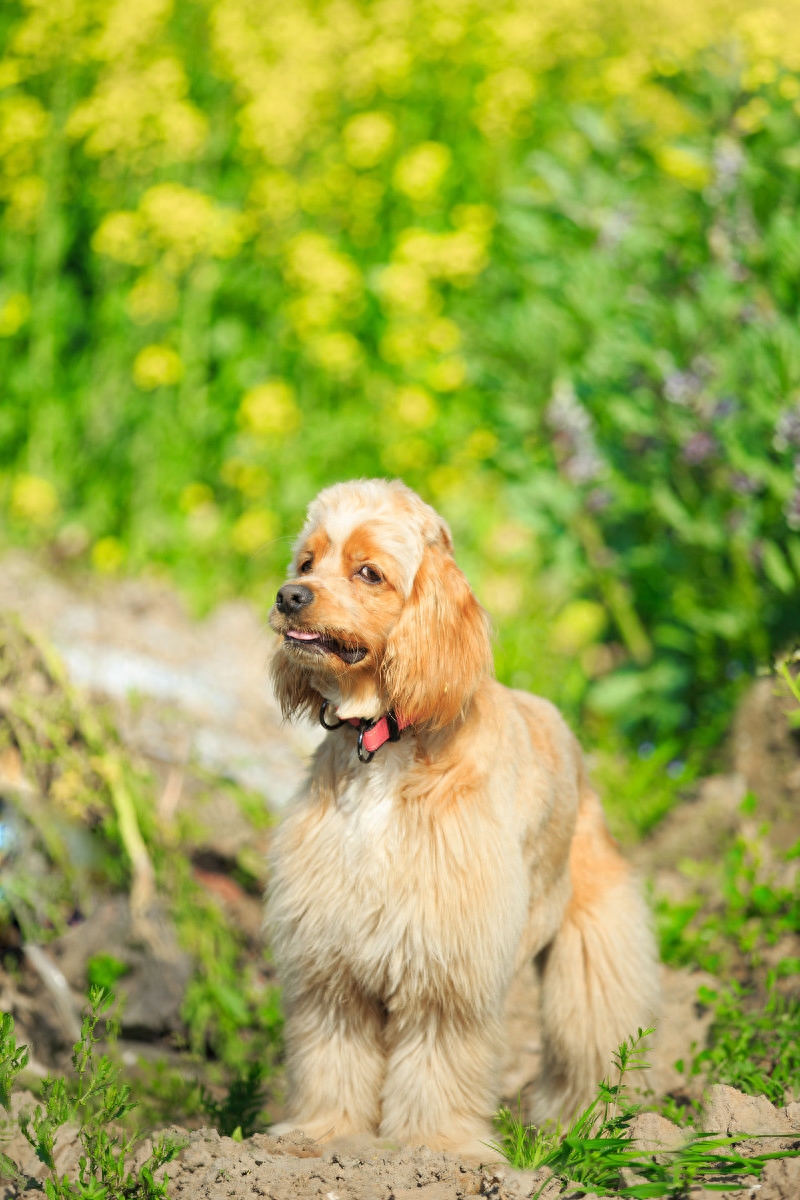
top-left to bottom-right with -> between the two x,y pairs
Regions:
712,137 -> 744,195
786,488 -> 800,531
664,370 -> 700,406
682,431 -> 717,465
774,403 -> 800,452
729,471 -> 760,495
546,381 -> 606,485
713,396 -> 738,419
586,487 -> 613,512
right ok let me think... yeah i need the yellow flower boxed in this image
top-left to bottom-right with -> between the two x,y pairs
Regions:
393,142 -> 452,204
10,475 -> 58,524
232,509 -> 278,555
285,233 -> 362,303
0,293 -> 31,337
427,357 -> 466,392
91,537 -> 125,574
126,272 -> 179,324
395,386 -> 437,429
239,381 -> 301,436
380,437 -> 433,473
379,323 -> 427,365
343,111 -> 396,168
427,318 -> 461,354
654,145 -> 711,190
464,429 -> 498,459
140,183 -> 243,265
93,212 -> 149,266
249,171 -> 299,223
5,176 -> 46,229
549,600 -> 607,656
734,96 -> 770,135
396,227 -> 489,284
133,344 -> 183,389
179,482 -> 215,512
377,263 -> 435,315
0,94 -> 49,169
474,67 -> 536,138
67,57 -> 207,168
310,331 -> 363,378
220,460 -> 270,498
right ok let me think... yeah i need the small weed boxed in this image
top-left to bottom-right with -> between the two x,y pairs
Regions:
200,1062 -> 268,1139
0,988 -> 185,1199
86,954 -> 130,993
688,975 -> 800,1104
656,824 -> 800,976
494,1027 -> 800,1197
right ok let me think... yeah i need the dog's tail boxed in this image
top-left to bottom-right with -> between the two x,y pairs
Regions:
530,785 -> 660,1126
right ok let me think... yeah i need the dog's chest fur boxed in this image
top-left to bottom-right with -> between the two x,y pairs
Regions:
270,736 -> 527,1009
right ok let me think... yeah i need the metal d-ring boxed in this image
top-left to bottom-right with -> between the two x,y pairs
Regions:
357,720 -> 376,764
319,699 -> 346,730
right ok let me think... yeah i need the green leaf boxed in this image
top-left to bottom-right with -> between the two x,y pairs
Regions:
761,541 -> 795,594
0,1151 -> 27,1187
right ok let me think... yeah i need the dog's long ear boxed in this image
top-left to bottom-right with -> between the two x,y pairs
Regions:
381,538 -> 493,730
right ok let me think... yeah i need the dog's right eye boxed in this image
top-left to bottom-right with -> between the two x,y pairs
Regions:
298,559 -> 313,574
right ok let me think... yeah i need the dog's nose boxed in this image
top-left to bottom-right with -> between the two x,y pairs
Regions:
276,583 -> 314,615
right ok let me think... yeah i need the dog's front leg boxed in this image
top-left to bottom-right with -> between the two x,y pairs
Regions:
271,986 -> 385,1141
379,1003 -> 500,1156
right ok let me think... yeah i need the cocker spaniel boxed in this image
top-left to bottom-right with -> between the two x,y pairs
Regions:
267,478 -> 659,1154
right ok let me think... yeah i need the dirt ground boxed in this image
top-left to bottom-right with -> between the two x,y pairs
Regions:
3,1085 -> 800,1199
1,550 -> 799,1199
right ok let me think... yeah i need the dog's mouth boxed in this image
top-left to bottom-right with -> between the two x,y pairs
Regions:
284,629 -> 368,665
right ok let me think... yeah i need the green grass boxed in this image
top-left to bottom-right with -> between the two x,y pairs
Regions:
687,976 -> 800,1104
0,992 -> 185,1200
494,1027 -> 800,1198
0,613 -> 283,1106
656,821 -> 800,977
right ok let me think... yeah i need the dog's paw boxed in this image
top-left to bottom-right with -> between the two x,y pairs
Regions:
267,1121 -> 304,1138
268,1115 -> 343,1142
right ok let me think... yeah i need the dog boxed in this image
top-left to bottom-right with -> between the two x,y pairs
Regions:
267,478 -> 659,1154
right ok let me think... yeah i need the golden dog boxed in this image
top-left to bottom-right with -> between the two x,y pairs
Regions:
267,478 -> 659,1154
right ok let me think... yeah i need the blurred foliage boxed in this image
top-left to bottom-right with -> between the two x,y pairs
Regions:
0,613 -> 282,1083
2,0 -> 800,743
688,975 -> 800,1103
657,817 -> 800,977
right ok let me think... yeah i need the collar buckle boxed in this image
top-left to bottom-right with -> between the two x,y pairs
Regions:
357,719 -> 376,764
319,699 -> 346,730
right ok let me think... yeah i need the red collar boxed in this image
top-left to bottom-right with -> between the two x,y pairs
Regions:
319,701 -> 412,763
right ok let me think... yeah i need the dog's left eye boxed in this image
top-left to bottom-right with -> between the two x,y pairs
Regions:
357,565 -> 382,584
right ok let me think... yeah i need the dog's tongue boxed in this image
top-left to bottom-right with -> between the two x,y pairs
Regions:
286,630 -> 319,641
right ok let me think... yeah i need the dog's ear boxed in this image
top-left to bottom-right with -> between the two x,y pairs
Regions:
382,538 -> 493,729
270,644 -> 320,722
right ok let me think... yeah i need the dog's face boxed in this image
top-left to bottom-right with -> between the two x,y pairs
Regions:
269,479 -> 492,727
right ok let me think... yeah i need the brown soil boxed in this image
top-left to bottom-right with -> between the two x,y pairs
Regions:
3,1086 -> 800,1199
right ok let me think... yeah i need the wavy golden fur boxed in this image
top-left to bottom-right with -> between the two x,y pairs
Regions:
267,479 -> 659,1155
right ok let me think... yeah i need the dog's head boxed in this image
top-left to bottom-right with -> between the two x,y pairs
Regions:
269,479 -> 493,728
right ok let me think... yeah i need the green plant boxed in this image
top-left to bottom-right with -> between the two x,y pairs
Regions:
86,955 -> 130,993
494,1026 -> 800,1198
0,988 -> 185,1200
776,651 -> 800,730
656,820 -> 800,975
688,975 -> 800,1104
3,0 -> 800,757
199,1062 -> 268,1139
